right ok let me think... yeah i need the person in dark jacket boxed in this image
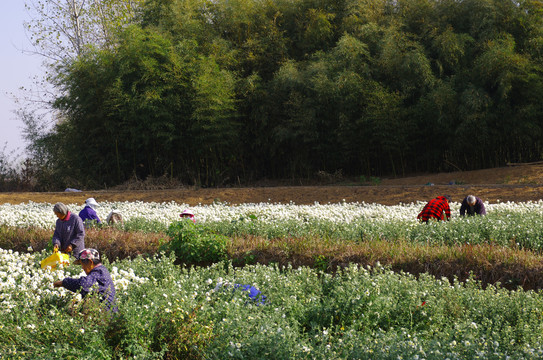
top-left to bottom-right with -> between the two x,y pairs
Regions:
52,202 -> 85,259
417,195 -> 452,223
53,248 -> 117,312
460,195 -> 486,216
79,197 -> 102,227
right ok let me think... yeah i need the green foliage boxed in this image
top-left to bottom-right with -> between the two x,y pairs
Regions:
165,220 -> 229,263
122,217 -> 168,233
200,211 -> 543,253
6,255 -> 543,358
370,176 -> 381,185
9,207 -> 543,258
151,307 -> 213,359
313,254 -> 329,272
23,0 -> 543,188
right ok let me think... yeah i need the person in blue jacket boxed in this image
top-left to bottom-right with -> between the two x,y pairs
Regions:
214,281 -> 267,305
53,248 -> 117,312
52,202 -> 85,259
79,197 -> 102,227
233,284 -> 267,305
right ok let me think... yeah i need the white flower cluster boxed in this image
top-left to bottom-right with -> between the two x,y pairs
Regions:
1,199 -> 543,228
0,248 -> 148,314
110,266 -> 148,291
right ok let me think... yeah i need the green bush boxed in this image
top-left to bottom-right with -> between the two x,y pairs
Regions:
123,217 -> 169,233
151,306 -> 213,360
165,220 -> 229,263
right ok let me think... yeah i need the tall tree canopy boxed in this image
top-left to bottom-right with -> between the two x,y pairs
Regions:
23,0 -> 543,188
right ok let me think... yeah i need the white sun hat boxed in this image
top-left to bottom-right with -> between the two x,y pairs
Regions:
85,198 -> 99,208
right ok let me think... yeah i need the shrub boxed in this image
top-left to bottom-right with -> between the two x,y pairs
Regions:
151,307 -> 214,360
165,220 -> 229,263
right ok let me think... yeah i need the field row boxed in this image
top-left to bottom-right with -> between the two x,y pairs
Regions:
2,200 -> 543,229
3,201 -> 543,253
2,248 -> 543,359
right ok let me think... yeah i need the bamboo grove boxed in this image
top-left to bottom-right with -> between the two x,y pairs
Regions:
28,0 -> 543,188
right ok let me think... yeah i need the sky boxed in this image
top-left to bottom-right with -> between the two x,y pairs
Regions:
0,1 -> 45,158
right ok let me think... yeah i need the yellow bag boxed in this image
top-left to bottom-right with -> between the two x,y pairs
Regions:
41,249 -> 70,270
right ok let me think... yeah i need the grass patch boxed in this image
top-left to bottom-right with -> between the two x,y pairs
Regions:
0,225 -> 166,261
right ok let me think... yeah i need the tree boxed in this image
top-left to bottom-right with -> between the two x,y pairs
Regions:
25,0 -> 144,64
18,0 -> 543,188
376,26 -> 435,100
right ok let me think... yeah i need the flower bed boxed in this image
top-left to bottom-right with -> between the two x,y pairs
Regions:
2,248 -> 543,359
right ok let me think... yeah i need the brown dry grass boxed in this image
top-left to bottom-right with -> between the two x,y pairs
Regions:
0,226 -> 166,260
228,236 -> 543,290
2,164 -> 543,206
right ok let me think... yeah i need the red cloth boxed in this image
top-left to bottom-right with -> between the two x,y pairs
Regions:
417,196 -> 451,222
61,211 -> 71,221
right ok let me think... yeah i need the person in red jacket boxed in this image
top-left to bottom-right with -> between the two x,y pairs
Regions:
417,195 -> 452,223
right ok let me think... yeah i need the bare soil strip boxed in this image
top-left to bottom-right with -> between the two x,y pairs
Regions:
2,164 -> 542,205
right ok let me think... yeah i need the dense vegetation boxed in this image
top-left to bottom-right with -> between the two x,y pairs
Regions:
4,249 -> 543,359
4,199 -> 543,289
18,0 -> 543,189
4,201 -> 543,357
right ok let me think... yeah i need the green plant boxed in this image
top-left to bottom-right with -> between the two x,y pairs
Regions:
313,254 -> 329,272
370,176 -> 382,185
166,220 -> 229,263
123,217 -> 168,233
152,306 -> 213,360
233,250 -> 256,265
7,248 -> 543,359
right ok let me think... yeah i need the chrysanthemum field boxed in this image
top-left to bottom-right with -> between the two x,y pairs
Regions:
2,200 -> 543,359
3,200 -> 543,250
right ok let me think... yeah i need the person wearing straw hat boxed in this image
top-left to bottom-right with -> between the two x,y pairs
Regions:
52,202 -> 85,259
79,197 -> 102,227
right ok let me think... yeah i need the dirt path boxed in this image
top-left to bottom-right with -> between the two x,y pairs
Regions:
0,165 -> 542,205
0,183 -> 542,206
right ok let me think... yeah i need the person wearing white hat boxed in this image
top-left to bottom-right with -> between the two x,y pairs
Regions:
106,210 -> 123,225
79,198 -> 102,227
180,209 -> 196,223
